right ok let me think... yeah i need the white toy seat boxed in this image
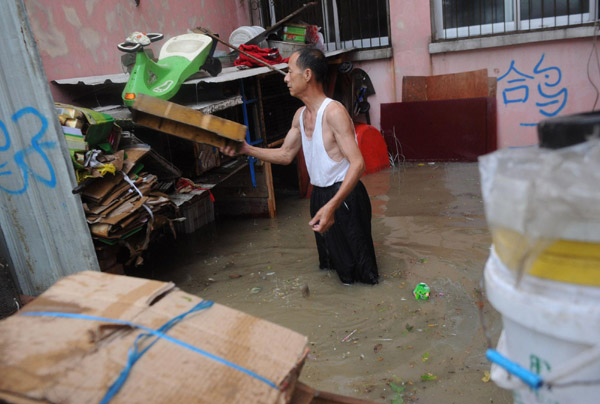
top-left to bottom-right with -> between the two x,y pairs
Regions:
159,33 -> 213,61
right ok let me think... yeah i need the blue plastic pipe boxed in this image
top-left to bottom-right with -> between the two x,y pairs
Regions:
486,349 -> 544,390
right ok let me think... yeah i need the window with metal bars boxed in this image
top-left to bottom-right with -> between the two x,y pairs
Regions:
432,0 -> 598,40
255,0 -> 390,51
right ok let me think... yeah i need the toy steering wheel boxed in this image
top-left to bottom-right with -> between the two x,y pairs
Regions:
117,32 -> 163,53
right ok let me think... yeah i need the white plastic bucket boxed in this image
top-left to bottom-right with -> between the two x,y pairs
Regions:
229,26 -> 267,49
266,40 -> 309,59
484,250 -> 600,403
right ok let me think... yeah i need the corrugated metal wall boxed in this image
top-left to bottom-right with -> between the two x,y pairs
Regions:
0,0 -> 98,296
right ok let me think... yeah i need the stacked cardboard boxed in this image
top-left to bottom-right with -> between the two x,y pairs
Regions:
56,104 -> 180,270
80,145 -> 177,267
0,271 -> 309,404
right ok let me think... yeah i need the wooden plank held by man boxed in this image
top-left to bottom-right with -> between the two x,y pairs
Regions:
131,94 -> 247,149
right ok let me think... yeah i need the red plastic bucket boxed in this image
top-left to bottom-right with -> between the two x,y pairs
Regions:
355,123 -> 389,174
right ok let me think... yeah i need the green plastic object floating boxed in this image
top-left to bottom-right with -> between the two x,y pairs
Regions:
118,31 -> 221,107
413,282 -> 430,300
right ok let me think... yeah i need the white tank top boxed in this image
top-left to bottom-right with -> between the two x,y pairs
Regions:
300,98 -> 351,187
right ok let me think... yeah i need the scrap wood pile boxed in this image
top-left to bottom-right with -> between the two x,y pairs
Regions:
56,103 -> 180,272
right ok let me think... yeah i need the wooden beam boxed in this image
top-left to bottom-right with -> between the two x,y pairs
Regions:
265,162 -> 276,218
290,382 -> 379,404
134,112 -> 229,148
131,94 -> 247,147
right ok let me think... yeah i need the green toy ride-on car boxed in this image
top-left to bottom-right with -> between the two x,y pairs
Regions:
118,31 -> 222,107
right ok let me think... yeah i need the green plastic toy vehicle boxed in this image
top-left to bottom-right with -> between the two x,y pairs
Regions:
117,31 -> 221,107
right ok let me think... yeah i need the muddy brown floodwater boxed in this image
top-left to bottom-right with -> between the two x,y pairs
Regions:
146,162 -> 512,404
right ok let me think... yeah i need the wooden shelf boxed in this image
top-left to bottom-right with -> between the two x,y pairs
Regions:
93,95 -> 243,122
194,158 -> 249,189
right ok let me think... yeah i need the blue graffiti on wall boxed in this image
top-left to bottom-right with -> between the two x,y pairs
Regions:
497,54 -> 568,127
0,107 -> 57,194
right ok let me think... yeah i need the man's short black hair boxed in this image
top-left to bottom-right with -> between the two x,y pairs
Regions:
294,48 -> 327,84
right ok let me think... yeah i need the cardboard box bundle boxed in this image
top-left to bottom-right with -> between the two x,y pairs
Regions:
83,170 -> 175,239
56,103 -> 122,177
56,103 -> 121,149
0,271 -> 309,404
79,145 -> 178,266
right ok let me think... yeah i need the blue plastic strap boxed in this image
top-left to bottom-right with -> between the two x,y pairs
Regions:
486,348 -> 544,390
99,300 -> 214,404
21,303 -> 279,402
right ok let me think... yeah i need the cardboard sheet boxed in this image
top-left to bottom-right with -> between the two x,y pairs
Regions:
402,69 -> 491,102
0,271 -> 308,404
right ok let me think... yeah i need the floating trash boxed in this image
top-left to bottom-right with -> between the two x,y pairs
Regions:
413,283 -> 430,300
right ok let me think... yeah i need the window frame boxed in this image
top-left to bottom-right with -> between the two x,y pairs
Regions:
320,0 -> 391,51
432,0 -> 597,41
261,0 -> 391,52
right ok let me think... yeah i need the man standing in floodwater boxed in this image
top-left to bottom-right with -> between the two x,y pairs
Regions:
221,48 -> 378,285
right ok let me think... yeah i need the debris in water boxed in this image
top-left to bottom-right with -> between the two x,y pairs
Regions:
302,284 -> 310,298
421,373 -> 437,381
482,371 -> 491,383
250,287 -> 262,294
374,343 -> 383,353
405,323 -> 414,332
413,283 -> 431,300
341,329 -> 357,342
390,383 -> 405,404
422,352 -> 430,362
229,274 -> 242,279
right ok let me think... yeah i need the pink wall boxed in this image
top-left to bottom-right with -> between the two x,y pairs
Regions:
24,0 -> 252,81
362,1 -> 598,148
430,39 -> 595,147
387,1 -> 433,101
350,1 -> 432,139
352,59 -> 396,130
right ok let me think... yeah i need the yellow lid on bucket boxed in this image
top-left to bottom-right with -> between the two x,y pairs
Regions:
493,227 -> 600,287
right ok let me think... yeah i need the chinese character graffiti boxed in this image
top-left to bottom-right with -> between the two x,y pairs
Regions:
0,107 -> 57,195
530,354 -> 551,375
497,54 -> 568,127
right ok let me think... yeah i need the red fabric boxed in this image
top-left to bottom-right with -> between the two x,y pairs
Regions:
176,178 -> 215,202
234,44 -> 289,67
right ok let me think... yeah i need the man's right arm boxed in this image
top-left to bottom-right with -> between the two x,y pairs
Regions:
220,108 -> 303,166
